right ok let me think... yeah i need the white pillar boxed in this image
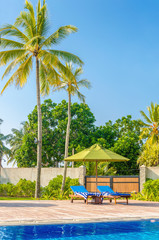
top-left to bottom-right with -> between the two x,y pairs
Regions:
78,165 -> 86,186
140,165 -> 147,192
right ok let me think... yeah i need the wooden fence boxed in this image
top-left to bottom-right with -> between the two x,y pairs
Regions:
85,176 -> 139,193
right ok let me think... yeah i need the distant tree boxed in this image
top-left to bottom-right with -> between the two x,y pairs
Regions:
91,121 -> 118,149
14,100 -> 95,167
140,102 -> 159,143
138,102 -> 159,167
7,125 -> 24,166
74,115 -> 142,175
0,119 -> 11,173
109,115 -> 143,175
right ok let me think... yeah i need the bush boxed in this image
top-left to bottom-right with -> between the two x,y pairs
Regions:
42,175 -> 63,199
131,179 -> 159,202
142,179 -> 159,201
0,179 -> 35,197
42,175 -> 79,200
0,176 -> 79,199
0,183 -> 16,196
16,179 -> 35,197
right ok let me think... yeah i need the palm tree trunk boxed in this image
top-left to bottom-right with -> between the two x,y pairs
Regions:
0,157 -> 1,184
35,57 -> 42,198
61,93 -> 71,191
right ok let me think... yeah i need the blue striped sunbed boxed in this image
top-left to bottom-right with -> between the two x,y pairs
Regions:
97,186 -> 131,205
70,186 -> 102,204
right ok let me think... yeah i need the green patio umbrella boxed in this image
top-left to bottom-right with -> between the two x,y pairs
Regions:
64,144 -> 129,190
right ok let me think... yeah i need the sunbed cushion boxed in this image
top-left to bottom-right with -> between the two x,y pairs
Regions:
70,186 -> 101,200
97,186 -> 131,197
71,186 -> 88,193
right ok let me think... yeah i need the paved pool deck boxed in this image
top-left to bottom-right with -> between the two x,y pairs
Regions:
0,199 -> 158,225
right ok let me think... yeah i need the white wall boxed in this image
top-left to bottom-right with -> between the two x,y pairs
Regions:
0,166 -> 86,186
140,165 -> 159,191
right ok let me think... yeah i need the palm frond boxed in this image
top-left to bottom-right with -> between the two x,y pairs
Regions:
0,38 -> 24,49
1,55 -> 32,94
24,0 -> 36,30
77,79 -> 91,89
0,24 -> 29,43
40,60 -> 61,95
2,53 -> 30,79
140,110 -> 152,124
15,11 -> 34,38
39,50 -> 77,82
24,35 -> 45,48
41,25 -> 78,47
75,89 -> 85,103
49,50 -> 83,66
37,0 -> 48,38
0,49 -> 27,66
53,85 -> 67,92
74,67 -> 83,77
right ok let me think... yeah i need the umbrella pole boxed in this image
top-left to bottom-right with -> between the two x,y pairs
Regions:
96,161 -> 98,192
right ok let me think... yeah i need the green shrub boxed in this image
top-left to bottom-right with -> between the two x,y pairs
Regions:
131,179 -> 159,202
41,175 -> 79,200
16,179 -> 35,197
0,179 -> 35,197
0,176 -> 79,199
142,179 -> 159,201
64,177 -> 79,197
42,175 -> 63,199
0,183 -> 16,196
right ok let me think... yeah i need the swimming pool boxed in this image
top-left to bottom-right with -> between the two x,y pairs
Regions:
0,219 -> 159,240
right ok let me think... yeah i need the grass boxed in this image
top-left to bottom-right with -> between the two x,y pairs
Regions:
0,197 -> 35,200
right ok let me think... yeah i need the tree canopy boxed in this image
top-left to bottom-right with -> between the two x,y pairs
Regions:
12,99 -> 95,167
8,102 -> 142,175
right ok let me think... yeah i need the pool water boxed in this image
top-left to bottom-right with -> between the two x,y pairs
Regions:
0,220 -> 159,240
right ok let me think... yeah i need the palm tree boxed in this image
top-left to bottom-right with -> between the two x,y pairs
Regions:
140,102 -> 159,143
0,120 -> 11,180
6,125 -> 24,166
47,63 -> 91,191
0,0 -> 83,198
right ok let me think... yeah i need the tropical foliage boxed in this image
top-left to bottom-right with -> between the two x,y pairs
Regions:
138,102 -> 159,166
0,119 -> 11,169
138,139 -> 159,166
132,179 -> 159,202
140,102 -> 159,143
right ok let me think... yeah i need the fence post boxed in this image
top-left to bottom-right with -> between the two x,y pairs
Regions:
110,176 -> 113,189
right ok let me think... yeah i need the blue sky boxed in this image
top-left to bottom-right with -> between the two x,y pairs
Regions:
1,0 -> 159,138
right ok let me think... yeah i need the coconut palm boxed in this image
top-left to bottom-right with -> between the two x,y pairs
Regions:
140,102 -> 159,143
0,0 -> 83,197
6,125 -> 25,166
47,63 -> 91,191
0,120 -> 11,178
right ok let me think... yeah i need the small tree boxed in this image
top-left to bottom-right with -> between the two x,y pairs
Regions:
51,63 -> 91,191
140,102 -> 159,143
0,119 -> 11,176
139,102 -> 159,167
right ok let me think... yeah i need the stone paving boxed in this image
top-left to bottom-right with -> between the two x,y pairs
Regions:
0,199 -> 159,225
